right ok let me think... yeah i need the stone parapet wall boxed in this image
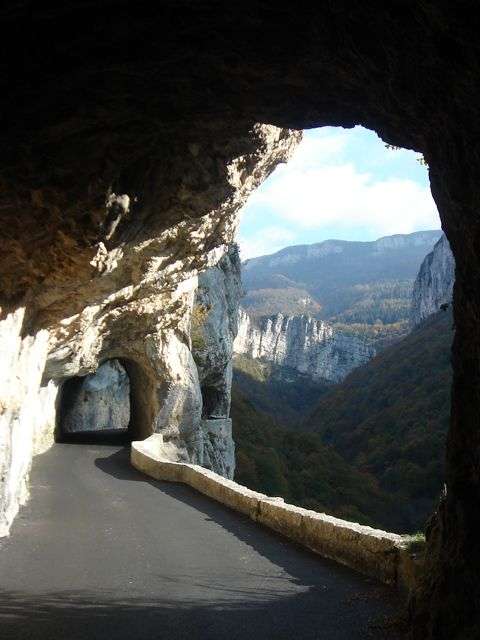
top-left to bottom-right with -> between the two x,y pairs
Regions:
131,434 -> 419,591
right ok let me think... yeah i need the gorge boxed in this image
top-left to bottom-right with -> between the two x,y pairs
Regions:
232,231 -> 446,421
1,4 -> 480,638
232,231 -> 455,533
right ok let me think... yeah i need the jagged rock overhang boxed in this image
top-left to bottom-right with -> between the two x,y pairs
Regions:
1,3 -> 476,308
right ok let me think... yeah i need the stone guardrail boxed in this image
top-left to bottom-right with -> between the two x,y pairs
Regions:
131,434 -> 420,591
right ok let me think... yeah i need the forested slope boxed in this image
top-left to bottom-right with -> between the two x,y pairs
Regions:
306,309 -> 453,530
233,354 -> 332,426
231,388 -> 406,531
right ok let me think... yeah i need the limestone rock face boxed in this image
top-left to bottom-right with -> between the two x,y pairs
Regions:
0,309 -> 57,537
411,234 -> 455,326
234,309 -> 376,383
60,360 -> 130,433
193,245 -> 243,417
200,418 -> 235,479
0,124 -> 300,535
190,245 -> 243,477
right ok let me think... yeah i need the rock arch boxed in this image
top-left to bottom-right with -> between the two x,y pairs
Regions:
56,357 -> 157,442
1,4 -> 480,638
58,359 -> 131,438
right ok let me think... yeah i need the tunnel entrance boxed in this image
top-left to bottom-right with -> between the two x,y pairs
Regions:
58,359 -> 132,444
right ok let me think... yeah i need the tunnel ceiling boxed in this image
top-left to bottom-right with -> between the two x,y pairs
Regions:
2,1 -> 480,309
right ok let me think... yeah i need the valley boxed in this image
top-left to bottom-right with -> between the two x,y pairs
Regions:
232,231 -> 455,533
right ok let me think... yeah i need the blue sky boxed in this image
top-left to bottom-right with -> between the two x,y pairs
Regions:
237,126 -> 441,259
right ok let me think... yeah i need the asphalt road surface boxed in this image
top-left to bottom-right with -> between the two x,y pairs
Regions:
0,443 -> 404,639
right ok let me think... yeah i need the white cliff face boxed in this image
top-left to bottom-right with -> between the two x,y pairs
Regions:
0,308 -> 57,537
411,234 -> 455,325
0,124 -> 300,536
234,309 -> 376,383
191,245 -> 243,478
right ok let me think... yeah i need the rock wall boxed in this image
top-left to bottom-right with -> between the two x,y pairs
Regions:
234,309 -> 376,383
411,234 -> 455,326
0,125 -> 300,536
0,308 -> 58,537
191,245 -> 243,477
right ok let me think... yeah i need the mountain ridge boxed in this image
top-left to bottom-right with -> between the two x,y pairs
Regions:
241,229 -> 442,323
243,230 -> 442,268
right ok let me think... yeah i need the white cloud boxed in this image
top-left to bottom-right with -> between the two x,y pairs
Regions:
247,163 -> 439,237
239,226 -> 296,260
237,126 -> 440,259
286,130 -> 350,170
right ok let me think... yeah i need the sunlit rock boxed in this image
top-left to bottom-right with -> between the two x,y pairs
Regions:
234,309 -> 376,383
411,234 -> 455,325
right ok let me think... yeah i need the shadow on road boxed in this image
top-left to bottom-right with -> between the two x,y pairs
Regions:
0,584 -> 404,640
90,447 -> 406,640
0,445 -> 405,640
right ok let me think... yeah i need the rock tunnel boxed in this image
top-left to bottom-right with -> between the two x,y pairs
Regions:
56,358 -> 162,443
58,360 -> 130,441
1,3 -> 480,638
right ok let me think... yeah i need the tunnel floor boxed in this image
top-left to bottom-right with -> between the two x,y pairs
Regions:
0,445 -> 405,639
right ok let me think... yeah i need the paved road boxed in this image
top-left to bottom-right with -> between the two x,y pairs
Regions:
0,444 -> 404,639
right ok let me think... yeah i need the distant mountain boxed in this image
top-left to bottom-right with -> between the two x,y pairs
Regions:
305,309 -> 453,532
242,230 -> 442,325
232,228 -> 453,533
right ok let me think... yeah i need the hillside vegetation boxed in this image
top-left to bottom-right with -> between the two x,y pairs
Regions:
306,309 -> 453,531
242,231 -> 441,333
233,354 -> 331,426
231,389 -> 405,531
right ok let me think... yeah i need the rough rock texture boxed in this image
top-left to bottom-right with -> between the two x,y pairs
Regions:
234,309 -> 376,383
60,360 -> 130,433
193,246 -> 243,418
200,418 -> 235,480
0,124 -> 300,537
1,4 -> 480,637
191,245 -> 243,477
411,234 -> 455,326
0,309 -> 57,537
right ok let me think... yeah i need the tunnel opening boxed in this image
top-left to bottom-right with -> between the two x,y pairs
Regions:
56,358 -> 152,444
201,383 -> 229,419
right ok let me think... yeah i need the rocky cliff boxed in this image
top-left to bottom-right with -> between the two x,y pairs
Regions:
60,359 -> 130,433
234,309 -> 376,383
411,234 -> 455,326
2,4 -> 480,635
191,245 -> 244,478
0,125 -> 300,537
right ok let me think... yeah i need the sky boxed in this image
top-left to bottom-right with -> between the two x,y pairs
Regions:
237,126 -> 441,260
